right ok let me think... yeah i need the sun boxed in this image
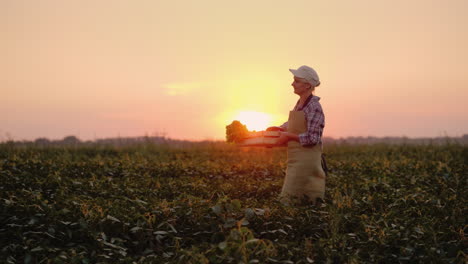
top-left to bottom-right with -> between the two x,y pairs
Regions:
233,111 -> 273,131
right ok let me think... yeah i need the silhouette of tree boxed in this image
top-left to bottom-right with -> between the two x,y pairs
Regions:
62,135 -> 81,145
34,137 -> 50,145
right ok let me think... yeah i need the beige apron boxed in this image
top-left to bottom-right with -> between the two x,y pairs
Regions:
279,110 -> 326,205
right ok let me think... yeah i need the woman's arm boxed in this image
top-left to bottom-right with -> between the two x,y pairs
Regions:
276,131 -> 299,145
277,102 -> 325,146
298,104 -> 324,146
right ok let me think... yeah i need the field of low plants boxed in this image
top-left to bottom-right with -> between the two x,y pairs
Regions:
0,141 -> 466,263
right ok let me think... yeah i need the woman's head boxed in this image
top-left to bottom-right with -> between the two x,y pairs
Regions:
289,65 -> 320,91
292,76 -> 314,95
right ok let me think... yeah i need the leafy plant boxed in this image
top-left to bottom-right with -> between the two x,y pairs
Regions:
0,142 -> 466,263
225,120 -> 250,143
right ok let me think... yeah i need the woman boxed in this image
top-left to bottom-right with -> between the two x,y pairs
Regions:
268,65 -> 326,205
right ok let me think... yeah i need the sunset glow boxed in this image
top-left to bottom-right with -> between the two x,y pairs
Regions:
232,111 -> 273,132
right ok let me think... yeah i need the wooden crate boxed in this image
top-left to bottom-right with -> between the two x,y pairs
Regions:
238,131 -> 283,147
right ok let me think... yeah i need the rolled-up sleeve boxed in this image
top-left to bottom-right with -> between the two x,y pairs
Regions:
298,104 -> 324,146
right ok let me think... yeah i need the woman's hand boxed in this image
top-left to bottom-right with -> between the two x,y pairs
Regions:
276,132 -> 299,145
276,132 -> 289,145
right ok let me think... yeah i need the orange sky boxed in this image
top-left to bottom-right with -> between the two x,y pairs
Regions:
1,0 -> 467,141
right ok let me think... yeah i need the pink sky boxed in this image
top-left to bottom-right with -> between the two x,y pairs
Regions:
1,0 -> 467,141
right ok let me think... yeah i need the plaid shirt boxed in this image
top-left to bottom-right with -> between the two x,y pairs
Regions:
280,95 -> 325,146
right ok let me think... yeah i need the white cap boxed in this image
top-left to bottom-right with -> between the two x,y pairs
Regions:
289,65 -> 320,87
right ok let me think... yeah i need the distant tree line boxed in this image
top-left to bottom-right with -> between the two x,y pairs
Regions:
1,134 -> 467,147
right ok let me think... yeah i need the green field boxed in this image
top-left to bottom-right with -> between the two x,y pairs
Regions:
1,142 -> 466,263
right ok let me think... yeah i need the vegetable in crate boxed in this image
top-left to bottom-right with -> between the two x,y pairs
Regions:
226,120 -> 250,143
